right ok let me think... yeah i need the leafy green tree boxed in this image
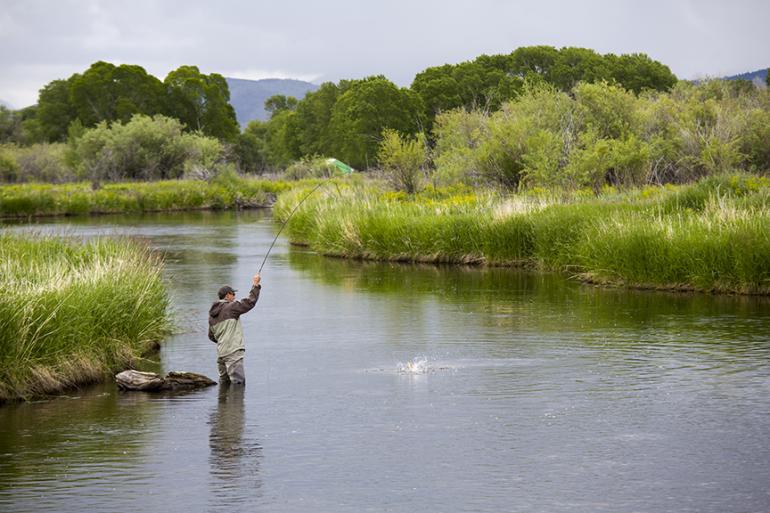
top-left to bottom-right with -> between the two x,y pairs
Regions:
0,106 -> 21,143
264,95 -> 298,116
606,53 -> 678,93
164,66 -> 239,141
235,120 -> 270,173
69,61 -> 166,126
548,47 -> 608,91
264,109 -> 302,167
411,58 -> 523,126
327,76 -> 424,169
509,45 -> 560,79
36,78 -> 77,142
292,82 -> 342,156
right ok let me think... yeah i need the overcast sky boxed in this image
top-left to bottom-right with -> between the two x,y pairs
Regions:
1,0 -> 768,108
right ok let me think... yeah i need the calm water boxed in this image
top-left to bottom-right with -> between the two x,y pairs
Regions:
1,211 -> 770,513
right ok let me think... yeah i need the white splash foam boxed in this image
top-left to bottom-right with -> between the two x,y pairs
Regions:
397,356 -> 429,374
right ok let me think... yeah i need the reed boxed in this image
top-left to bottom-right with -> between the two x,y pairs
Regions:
0,234 -> 172,401
274,175 -> 770,294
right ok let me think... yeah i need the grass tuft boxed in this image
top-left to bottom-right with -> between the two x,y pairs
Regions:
0,233 -> 172,401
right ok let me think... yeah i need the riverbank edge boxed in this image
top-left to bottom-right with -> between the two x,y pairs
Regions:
0,203 -> 272,220
303,243 -> 770,296
0,343 -> 163,405
0,177 -> 297,219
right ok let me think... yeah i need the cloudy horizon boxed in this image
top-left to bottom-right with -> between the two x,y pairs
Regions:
1,0 -> 768,109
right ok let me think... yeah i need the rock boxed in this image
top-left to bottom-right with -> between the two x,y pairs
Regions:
116,370 -> 165,391
115,370 -> 217,392
163,371 -> 217,390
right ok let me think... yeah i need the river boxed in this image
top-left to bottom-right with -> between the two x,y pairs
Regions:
1,210 -> 769,513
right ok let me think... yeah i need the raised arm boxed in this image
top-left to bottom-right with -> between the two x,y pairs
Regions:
230,274 -> 261,315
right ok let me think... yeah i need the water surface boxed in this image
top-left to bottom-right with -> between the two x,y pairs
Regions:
2,211 -> 769,512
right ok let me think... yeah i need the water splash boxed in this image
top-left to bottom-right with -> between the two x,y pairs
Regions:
397,356 -> 429,374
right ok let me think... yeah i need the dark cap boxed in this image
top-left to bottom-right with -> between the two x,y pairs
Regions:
217,285 -> 237,299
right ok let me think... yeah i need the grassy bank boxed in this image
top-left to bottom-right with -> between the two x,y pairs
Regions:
0,234 -> 171,401
0,176 -> 293,218
274,174 -> 770,294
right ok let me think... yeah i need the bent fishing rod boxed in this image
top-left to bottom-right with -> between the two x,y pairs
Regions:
258,159 -> 353,274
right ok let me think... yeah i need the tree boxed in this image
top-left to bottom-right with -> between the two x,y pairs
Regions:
607,53 -> 678,93
164,65 -> 239,141
235,120 -> 270,173
36,78 -> 77,142
0,106 -> 21,143
292,82 -> 342,156
411,59 -> 523,127
69,61 -> 166,126
548,47 -> 608,91
264,109 -> 302,167
327,76 -> 424,169
264,95 -> 298,116
509,46 -> 560,79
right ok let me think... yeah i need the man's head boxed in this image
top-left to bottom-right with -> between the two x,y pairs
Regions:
218,285 -> 237,302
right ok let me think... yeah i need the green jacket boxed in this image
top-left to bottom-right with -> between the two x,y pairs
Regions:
208,285 -> 261,359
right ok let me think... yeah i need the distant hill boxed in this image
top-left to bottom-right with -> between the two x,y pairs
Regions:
0,99 -> 12,109
724,68 -> 767,86
226,77 -> 318,127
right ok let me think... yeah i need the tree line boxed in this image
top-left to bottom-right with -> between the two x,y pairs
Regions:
241,46 -> 679,170
0,46 -> 696,181
0,61 -> 240,144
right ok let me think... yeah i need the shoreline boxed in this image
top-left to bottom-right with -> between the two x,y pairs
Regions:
0,203 -> 272,221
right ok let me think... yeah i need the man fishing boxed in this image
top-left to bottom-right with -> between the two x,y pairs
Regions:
208,273 -> 261,385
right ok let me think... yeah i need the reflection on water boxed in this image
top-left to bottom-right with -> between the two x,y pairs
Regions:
208,385 -> 262,509
2,211 -> 770,513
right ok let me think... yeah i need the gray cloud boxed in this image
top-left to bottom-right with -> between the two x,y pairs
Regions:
1,0 -> 768,108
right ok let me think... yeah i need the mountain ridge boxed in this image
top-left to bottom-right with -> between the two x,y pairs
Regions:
226,77 -> 318,127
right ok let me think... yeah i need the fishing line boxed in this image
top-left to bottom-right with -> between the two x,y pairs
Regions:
257,178 -> 331,274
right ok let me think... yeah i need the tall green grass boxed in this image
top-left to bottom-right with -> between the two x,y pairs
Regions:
274,174 -> 770,294
0,176 -> 294,218
0,234 -> 171,401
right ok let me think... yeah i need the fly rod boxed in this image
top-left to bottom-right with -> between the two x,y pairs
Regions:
257,159 -> 353,274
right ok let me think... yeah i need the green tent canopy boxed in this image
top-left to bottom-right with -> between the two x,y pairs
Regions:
325,158 -> 354,175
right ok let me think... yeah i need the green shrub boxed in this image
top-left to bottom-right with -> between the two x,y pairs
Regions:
70,114 -> 225,182
377,129 -> 427,194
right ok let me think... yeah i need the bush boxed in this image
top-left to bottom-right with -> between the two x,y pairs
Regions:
0,146 -> 19,182
432,79 -> 770,191
377,129 -> 427,193
283,156 -> 339,180
70,114 -> 225,182
0,143 -> 74,183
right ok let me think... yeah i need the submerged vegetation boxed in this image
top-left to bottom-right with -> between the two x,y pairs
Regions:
0,234 -> 171,401
274,174 -> 770,295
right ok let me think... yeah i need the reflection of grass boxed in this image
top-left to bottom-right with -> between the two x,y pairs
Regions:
288,249 -> 770,339
276,174 -> 770,294
0,234 -> 171,401
0,176 -> 295,218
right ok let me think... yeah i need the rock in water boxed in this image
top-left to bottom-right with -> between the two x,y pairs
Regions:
115,370 -> 217,391
115,370 -> 165,391
163,371 -> 217,390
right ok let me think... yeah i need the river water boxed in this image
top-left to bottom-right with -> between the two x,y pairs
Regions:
1,210 -> 769,513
